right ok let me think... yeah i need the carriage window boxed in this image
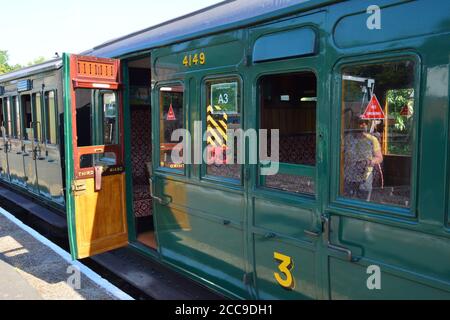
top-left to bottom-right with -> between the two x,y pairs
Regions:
44,91 -> 57,144
205,77 -> 241,181
13,96 -> 21,139
101,92 -> 118,145
32,93 -> 43,142
0,98 -> 4,137
75,89 -> 120,168
260,72 -> 317,195
340,60 -> 416,208
5,97 -> 11,137
75,89 -> 93,147
159,85 -> 184,171
21,95 -> 32,140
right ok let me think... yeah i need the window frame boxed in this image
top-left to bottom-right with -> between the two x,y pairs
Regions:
200,74 -> 244,186
93,89 -> 120,146
12,95 -> 21,140
256,69 -> 319,197
3,96 -> 12,138
0,97 -> 4,138
20,93 -> 33,141
155,81 -> 187,176
43,89 -> 59,145
331,53 -> 421,219
31,92 -> 44,143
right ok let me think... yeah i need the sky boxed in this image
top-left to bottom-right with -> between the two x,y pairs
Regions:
1,0 -> 224,65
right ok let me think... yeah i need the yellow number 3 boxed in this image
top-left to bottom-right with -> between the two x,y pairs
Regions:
274,252 -> 295,290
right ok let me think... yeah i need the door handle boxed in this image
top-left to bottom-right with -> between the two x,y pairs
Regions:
264,232 -> 277,239
304,230 -> 320,238
149,177 -> 172,206
323,216 -> 354,262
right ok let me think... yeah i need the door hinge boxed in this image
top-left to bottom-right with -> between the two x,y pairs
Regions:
71,180 -> 87,196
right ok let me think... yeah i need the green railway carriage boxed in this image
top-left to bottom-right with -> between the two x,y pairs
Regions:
0,0 -> 450,299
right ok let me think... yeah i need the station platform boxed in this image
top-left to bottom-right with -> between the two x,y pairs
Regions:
0,186 -> 225,300
0,209 -> 131,300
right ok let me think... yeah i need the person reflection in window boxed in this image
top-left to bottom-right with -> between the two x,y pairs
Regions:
344,117 -> 384,201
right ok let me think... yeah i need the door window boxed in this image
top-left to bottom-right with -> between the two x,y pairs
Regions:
259,72 -> 317,195
340,60 -> 416,208
204,77 -> 242,181
159,85 -> 184,171
32,93 -> 43,142
44,91 -> 58,145
75,88 -> 120,169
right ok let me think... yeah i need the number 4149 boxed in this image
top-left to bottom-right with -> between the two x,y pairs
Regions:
183,52 -> 206,67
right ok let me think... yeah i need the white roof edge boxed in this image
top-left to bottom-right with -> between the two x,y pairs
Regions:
0,58 -> 63,84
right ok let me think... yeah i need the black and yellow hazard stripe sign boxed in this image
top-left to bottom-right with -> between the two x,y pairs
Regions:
207,105 -> 228,148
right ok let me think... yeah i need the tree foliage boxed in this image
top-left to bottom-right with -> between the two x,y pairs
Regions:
0,50 -> 22,75
0,50 -> 47,75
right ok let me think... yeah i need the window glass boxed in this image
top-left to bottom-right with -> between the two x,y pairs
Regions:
44,91 -> 57,144
260,72 -> 317,195
75,89 -> 93,147
5,98 -> 11,137
0,98 -> 4,137
21,95 -> 32,140
101,92 -> 118,145
32,93 -> 43,142
13,96 -> 21,139
340,60 -> 416,208
205,77 -> 241,180
159,85 -> 184,171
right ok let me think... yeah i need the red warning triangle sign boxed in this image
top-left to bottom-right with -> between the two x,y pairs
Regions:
167,104 -> 176,121
361,95 -> 385,120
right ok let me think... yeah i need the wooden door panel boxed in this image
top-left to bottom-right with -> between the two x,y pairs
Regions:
74,173 -> 128,258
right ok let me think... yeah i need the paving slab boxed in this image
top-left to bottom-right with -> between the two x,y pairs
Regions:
0,210 -> 129,300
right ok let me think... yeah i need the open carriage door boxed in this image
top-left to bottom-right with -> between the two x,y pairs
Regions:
63,54 -> 128,259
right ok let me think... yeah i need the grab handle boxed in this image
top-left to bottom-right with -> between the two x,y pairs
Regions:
323,216 -> 354,262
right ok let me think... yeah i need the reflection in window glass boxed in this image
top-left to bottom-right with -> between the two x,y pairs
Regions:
44,91 -> 57,144
102,92 -> 118,145
159,85 -> 184,171
341,60 -> 416,208
205,78 -> 241,180
80,152 -> 117,169
33,93 -> 43,142
5,98 -> 11,137
0,98 -> 4,137
13,96 -> 21,139
260,72 -> 317,195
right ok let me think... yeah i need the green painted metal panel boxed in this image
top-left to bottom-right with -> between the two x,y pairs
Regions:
253,27 -> 317,63
333,0 -> 450,49
330,258 -> 450,300
253,234 -> 318,299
